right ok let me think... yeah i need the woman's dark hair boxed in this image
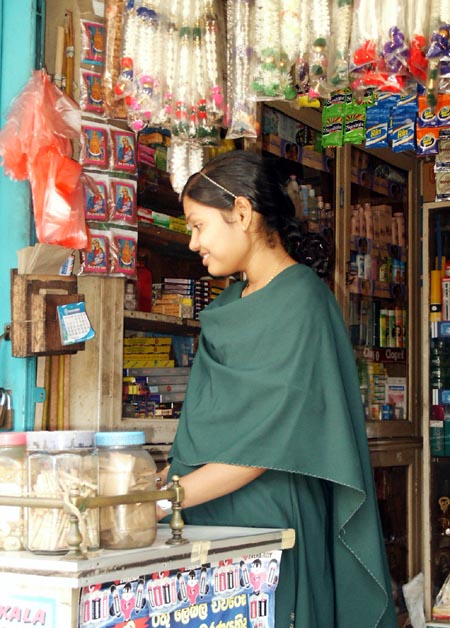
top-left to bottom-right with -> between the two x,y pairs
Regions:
181,150 -> 330,275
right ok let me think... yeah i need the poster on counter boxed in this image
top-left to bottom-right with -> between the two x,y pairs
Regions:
78,551 -> 281,628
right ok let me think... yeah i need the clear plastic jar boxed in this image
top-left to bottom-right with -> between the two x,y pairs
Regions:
26,430 -> 99,554
95,431 -> 157,549
0,432 -> 27,550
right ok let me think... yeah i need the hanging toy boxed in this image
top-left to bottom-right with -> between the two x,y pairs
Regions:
409,35 -> 428,82
426,23 -> 450,110
383,26 -> 409,74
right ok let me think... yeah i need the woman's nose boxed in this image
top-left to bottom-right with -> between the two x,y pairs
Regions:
189,231 -> 199,252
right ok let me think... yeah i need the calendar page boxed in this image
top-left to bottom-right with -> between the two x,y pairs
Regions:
57,302 -> 95,345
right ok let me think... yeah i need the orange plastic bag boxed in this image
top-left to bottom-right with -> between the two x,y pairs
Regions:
0,70 -> 88,248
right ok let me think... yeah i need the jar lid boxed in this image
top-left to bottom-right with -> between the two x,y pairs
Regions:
95,431 -> 145,447
0,432 -> 27,447
26,430 -> 95,451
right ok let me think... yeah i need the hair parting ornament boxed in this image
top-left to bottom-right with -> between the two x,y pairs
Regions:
199,171 -> 237,199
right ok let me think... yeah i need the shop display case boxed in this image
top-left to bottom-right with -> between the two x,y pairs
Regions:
422,201 -> 450,622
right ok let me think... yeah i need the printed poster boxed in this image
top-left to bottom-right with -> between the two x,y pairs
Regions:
79,551 -> 281,628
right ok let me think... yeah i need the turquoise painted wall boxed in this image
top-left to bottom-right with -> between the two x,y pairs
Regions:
0,0 -> 38,430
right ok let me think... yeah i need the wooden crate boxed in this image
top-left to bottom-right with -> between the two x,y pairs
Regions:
10,270 -> 85,357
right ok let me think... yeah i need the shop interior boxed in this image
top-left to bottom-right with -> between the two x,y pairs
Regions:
1,0 -> 450,627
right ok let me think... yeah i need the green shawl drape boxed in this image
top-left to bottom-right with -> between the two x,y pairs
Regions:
169,263 -> 397,628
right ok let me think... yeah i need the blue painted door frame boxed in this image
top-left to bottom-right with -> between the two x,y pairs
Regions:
0,0 -> 39,430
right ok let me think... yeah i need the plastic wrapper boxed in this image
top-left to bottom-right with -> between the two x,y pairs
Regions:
110,127 -> 137,174
433,570 -> 450,621
31,145 -> 87,248
307,0 -> 331,98
80,19 -> 106,67
113,1 -> 164,132
102,0 -> 128,119
249,0 -> 295,101
80,227 -> 111,275
80,121 -> 109,169
110,227 -> 138,277
293,0 -> 311,97
406,0 -> 430,84
226,0 -> 258,139
80,69 -> 105,116
0,70 -> 87,249
83,173 -> 110,222
426,23 -> 450,111
169,141 -> 206,195
402,572 -> 425,628
328,0 -> 352,90
110,178 -> 137,225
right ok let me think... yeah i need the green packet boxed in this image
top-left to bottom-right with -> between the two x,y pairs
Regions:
344,101 -> 366,144
322,104 -> 344,147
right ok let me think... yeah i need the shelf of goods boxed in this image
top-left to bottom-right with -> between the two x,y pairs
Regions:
343,145 -> 420,443
423,201 -> 450,623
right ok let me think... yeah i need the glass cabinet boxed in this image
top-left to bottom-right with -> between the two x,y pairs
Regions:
422,201 -> 450,621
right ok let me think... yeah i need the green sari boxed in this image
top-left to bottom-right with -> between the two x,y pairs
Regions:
169,264 -> 397,627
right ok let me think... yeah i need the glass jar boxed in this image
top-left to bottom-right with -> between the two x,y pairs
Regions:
0,432 -> 27,550
95,431 -> 157,549
26,430 -> 99,554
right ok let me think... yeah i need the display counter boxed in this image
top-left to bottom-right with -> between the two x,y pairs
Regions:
0,524 -> 295,627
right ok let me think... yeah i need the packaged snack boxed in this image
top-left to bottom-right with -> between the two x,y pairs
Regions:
110,177 -> 137,225
111,227 -> 138,277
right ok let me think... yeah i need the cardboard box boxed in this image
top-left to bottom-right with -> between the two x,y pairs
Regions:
422,160 -> 436,202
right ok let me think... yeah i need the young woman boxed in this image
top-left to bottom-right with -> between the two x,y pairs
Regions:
158,150 -> 397,628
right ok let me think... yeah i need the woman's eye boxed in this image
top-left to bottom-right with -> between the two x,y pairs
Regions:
194,224 -> 201,231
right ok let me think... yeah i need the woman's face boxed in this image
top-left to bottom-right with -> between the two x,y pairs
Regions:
184,196 -> 248,277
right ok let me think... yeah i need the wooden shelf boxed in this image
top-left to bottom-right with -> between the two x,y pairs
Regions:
366,420 -> 419,440
120,417 -> 178,446
124,309 -> 201,335
138,222 -> 193,257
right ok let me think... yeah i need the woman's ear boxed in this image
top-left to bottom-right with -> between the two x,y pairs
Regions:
234,196 -> 253,231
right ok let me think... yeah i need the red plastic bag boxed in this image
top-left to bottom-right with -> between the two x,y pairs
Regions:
0,70 -> 88,248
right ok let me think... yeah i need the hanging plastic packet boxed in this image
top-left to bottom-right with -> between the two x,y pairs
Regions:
83,172 -> 110,222
406,0 -> 430,84
80,121 -> 110,170
321,93 -> 345,147
80,19 -> 106,67
171,1 -> 195,141
328,0 -> 352,90
110,227 -> 138,277
418,92 -> 439,127
437,92 -> 450,126
308,0 -> 331,98
226,0 -> 258,139
81,227 -> 111,275
425,23 -> 450,111
203,2 -> 227,125
344,98 -> 366,144
110,127 -> 137,174
250,0 -> 283,100
293,0 -> 311,98
110,178 -> 137,226
349,0 -> 380,94
416,126 -> 440,156
102,0 -> 127,118
132,5 -> 163,131
379,1 -> 409,91
390,93 -> 417,152
80,69 -> 105,116
365,93 -> 395,148
0,70 -> 87,249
